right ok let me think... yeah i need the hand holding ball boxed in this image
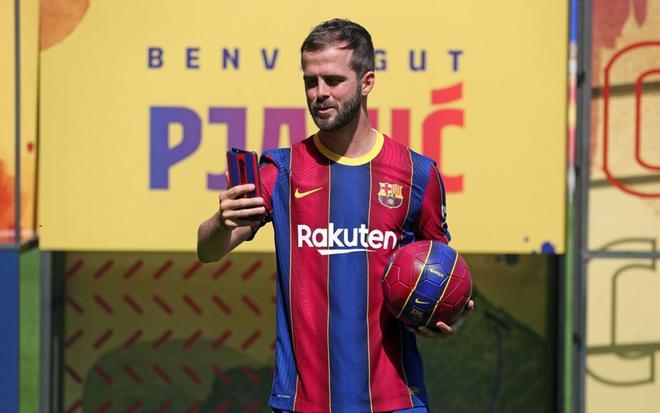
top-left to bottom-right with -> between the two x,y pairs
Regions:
382,241 -> 473,328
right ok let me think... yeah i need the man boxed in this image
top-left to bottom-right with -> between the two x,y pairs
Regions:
198,18 -> 473,413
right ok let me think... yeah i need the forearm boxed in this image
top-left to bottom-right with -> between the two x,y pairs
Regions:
198,182 -> 265,262
197,212 -> 233,262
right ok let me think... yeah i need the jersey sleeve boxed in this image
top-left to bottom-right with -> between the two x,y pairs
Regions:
259,161 -> 277,217
246,151 -> 279,240
414,162 -> 451,244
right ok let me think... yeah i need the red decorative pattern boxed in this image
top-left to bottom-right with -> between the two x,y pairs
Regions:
123,330 -> 143,349
65,329 -> 84,349
65,294 -> 84,314
65,365 -> 83,384
183,261 -> 203,280
183,295 -> 203,314
123,294 -> 143,314
212,330 -> 232,349
241,261 -> 262,280
94,294 -> 114,314
65,399 -> 82,413
65,254 -> 277,410
153,260 -> 173,280
123,260 -> 143,279
635,68 -> 660,171
153,295 -> 173,314
66,259 -> 84,279
241,330 -> 261,350
241,295 -> 261,315
183,330 -> 202,349
123,365 -> 143,384
182,364 -> 201,385
152,364 -> 172,385
153,330 -> 172,349
213,260 -> 232,279
94,260 -> 114,279
212,364 -> 231,384
93,330 -> 113,350
602,41 -> 660,198
211,295 -> 232,314
94,366 -> 113,384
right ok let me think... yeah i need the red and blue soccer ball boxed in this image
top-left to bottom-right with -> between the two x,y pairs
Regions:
382,240 -> 473,327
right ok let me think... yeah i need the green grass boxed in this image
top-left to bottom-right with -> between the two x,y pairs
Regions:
20,248 -> 40,413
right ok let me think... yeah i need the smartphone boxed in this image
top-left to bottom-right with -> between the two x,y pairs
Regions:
226,148 -> 262,198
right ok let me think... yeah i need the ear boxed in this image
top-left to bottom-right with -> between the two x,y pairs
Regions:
360,71 -> 375,96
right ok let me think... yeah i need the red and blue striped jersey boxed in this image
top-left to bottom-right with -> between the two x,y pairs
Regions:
256,131 -> 450,412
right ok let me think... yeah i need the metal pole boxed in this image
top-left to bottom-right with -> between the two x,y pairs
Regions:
562,0 -> 579,410
40,252 -> 65,413
575,0 -> 592,411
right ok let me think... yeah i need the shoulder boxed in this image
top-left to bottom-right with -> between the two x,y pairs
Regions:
408,148 -> 436,172
261,136 -> 318,168
379,133 -> 436,172
260,147 -> 291,170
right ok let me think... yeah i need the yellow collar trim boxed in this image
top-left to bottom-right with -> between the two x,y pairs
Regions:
313,130 -> 384,166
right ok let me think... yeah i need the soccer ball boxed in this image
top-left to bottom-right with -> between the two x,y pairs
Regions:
382,240 -> 472,327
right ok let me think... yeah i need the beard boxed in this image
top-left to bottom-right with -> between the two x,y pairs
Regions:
308,88 -> 362,132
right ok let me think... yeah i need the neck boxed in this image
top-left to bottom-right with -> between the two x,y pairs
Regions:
317,105 -> 375,158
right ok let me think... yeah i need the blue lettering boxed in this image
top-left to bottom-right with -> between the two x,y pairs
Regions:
448,50 -> 463,72
148,47 -> 163,69
150,107 -> 201,189
186,47 -> 200,69
207,108 -> 247,190
409,49 -> 426,72
222,48 -> 240,69
375,49 -> 387,71
261,48 -> 279,70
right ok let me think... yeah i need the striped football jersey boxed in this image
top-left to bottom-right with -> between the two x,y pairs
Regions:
255,130 -> 450,412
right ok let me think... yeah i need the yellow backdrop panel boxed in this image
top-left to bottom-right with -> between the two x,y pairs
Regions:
39,0 -> 567,253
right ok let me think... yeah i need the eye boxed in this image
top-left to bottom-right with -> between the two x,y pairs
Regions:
325,76 -> 344,86
303,77 -> 317,89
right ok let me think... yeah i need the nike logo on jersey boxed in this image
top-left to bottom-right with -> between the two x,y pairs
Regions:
294,187 -> 323,199
414,298 -> 431,305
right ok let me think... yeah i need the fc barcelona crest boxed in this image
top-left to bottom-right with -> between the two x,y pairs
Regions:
378,182 -> 404,209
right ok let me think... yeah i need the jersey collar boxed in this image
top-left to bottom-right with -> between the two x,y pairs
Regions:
312,130 -> 384,166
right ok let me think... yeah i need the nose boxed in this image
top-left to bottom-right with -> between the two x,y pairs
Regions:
316,79 -> 330,99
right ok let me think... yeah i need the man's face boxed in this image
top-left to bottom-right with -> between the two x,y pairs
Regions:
302,46 -> 362,131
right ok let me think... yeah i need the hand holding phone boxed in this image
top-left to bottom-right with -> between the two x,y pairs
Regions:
226,148 -> 262,198
219,148 -> 265,232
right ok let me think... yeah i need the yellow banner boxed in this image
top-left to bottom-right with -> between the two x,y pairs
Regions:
39,0 -> 567,253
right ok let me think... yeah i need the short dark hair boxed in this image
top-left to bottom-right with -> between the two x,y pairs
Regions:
301,18 -> 375,77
